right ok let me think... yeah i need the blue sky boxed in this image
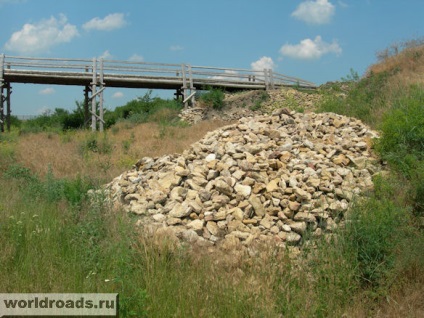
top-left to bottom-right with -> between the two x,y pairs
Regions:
0,0 -> 423,115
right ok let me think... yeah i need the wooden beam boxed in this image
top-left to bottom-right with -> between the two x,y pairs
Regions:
91,58 -> 97,132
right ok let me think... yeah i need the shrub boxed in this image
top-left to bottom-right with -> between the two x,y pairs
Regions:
111,93 -> 183,127
79,133 -> 112,156
199,87 -> 225,110
374,84 -> 424,217
376,85 -> 424,175
20,106 -> 86,132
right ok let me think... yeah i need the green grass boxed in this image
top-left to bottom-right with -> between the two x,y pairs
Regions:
0,159 -> 276,317
318,70 -> 391,126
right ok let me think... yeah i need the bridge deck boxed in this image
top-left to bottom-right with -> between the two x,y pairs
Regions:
1,55 -> 316,91
4,70 -> 270,91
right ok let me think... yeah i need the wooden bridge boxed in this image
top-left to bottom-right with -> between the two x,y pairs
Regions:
0,54 -> 316,132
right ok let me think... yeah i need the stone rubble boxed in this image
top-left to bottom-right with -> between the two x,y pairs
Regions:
178,88 -> 323,124
261,88 -> 323,113
106,110 -> 383,250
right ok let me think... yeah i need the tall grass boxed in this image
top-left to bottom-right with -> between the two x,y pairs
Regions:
0,164 -> 277,317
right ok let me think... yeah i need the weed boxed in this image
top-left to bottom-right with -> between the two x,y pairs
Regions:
318,70 -> 390,125
0,138 -> 16,170
110,125 -> 120,135
341,68 -> 360,82
346,196 -> 404,288
59,131 -> 73,143
376,85 -> 424,175
79,133 -> 112,156
122,139 -> 131,154
199,87 -> 225,110
4,164 -> 37,182
249,101 -> 262,111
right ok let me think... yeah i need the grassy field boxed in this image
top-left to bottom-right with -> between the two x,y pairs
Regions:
0,43 -> 423,317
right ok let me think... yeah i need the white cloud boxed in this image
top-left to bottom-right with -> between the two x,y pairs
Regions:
83,13 -> 127,31
99,50 -> 113,60
112,92 -> 124,98
128,54 -> 144,62
39,87 -> 55,95
4,14 -> 78,54
251,56 -> 276,71
279,36 -> 342,60
170,45 -> 184,51
292,0 -> 335,25
211,70 -> 240,81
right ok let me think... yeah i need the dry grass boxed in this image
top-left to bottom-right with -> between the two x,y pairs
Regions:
368,45 -> 424,74
15,120 -> 231,181
367,45 -> 424,89
344,281 -> 424,318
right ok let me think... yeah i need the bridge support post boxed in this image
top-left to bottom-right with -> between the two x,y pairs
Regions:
188,65 -> 196,107
263,68 -> 275,91
0,91 -> 3,133
99,59 -> 104,132
181,64 -> 196,108
181,64 -> 188,107
268,69 -> 275,90
5,83 -> 11,132
84,85 -> 90,128
0,82 -> 11,133
91,58 -> 97,131
89,58 -> 105,132
0,53 -> 4,132
174,88 -> 183,101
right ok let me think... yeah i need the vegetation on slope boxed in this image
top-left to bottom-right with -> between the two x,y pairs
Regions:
0,41 -> 423,317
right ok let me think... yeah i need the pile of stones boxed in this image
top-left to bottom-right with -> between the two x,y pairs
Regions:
105,110 -> 382,250
178,90 -> 264,124
261,88 -> 323,113
178,88 -> 322,124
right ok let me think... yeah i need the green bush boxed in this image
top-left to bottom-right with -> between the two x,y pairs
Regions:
375,85 -> 424,216
376,85 -> 424,174
16,91 -> 185,132
3,163 -> 94,205
4,164 -> 38,183
20,105 -> 86,132
199,87 -> 225,110
110,91 -> 183,127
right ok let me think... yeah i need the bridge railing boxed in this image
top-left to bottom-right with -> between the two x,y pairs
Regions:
2,56 -> 94,73
191,65 -> 267,87
102,59 -> 183,80
1,55 -> 316,89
